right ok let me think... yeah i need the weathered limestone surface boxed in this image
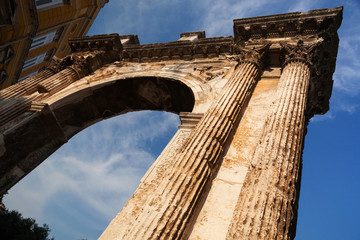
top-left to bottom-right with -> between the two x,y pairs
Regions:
226,41 -> 315,240
188,69 -> 280,240
0,7 -> 342,240
98,43 -> 270,239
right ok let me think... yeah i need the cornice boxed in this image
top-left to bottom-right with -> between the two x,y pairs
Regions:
232,7 -> 342,116
233,7 -> 343,43
68,34 -> 122,53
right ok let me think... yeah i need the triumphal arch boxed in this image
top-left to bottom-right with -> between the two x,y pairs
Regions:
0,7 -> 342,240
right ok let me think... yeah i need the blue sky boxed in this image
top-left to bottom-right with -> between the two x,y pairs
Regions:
4,0 -> 360,239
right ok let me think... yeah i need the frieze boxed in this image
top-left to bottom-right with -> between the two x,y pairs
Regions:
122,37 -> 233,62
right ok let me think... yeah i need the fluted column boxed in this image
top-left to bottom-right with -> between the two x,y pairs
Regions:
226,40 -> 321,240
0,56 -> 72,100
0,51 -> 108,128
99,43 -> 270,240
34,67 -> 82,101
0,72 -> 55,127
0,56 -> 74,127
0,69 -> 56,100
0,67 -> 81,128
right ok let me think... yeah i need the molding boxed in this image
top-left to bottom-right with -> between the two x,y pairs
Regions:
122,36 -> 233,62
233,7 -> 343,43
68,33 -> 122,53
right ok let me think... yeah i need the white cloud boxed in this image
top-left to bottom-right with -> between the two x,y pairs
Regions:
311,111 -> 335,122
333,66 -> 360,96
4,111 -> 180,239
200,0 -> 270,37
287,0 -> 316,12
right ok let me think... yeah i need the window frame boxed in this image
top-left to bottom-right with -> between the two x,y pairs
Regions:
29,30 -> 57,51
35,0 -> 65,11
22,52 -> 47,71
18,71 -> 38,82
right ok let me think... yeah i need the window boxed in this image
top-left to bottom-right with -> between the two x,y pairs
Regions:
35,0 -> 64,10
18,72 -> 37,82
0,0 -> 18,26
30,30 -> 57,50
0,70 -> 8,85
0,46 -> 15,65
44,48 -> 56,62
53,27 -> 65,42
22,52 -> 47,70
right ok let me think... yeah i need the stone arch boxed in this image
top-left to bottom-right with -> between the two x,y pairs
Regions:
0,75 -> 196,195
50,75 -> 196,139
47,68 -> 212,115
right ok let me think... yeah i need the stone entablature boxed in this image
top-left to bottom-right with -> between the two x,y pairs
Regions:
0,7 -> 343,240
122,36 -> 233,62
233,7 -> 343,41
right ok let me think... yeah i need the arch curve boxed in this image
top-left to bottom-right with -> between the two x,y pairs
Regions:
0,74 -> 196,195
51,76 -> 195,138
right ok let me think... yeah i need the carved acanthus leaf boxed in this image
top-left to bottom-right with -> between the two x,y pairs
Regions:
46,56 -> 72,73
280,39 -> 323,67
46,49 -> 118,79
234,41 -> 272,70
68,51 -> 107,77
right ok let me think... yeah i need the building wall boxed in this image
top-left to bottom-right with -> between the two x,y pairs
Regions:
0,0 -> 108,89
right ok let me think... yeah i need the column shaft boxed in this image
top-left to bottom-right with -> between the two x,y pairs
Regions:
227,61 -> 310,240
0,67 -> 81,128
0,69 -> 56,100
34,67 -> 81,101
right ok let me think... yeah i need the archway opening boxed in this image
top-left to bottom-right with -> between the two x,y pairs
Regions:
3,76 -> 195,239
52,76 -> 195,139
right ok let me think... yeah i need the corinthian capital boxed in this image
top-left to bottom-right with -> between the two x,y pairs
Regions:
46,56 -> 72,73
67,51 -> 105,78
233,41 -> 272,70
280,39 -> 323,67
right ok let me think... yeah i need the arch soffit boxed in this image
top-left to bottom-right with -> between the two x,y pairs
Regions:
47,69 -> 211,112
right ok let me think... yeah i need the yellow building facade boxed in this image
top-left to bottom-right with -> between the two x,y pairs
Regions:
0,0 -> 108,89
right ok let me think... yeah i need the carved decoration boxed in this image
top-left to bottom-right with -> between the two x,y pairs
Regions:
194,66 -> 225,81
45,34 -> 122,78
233,7 -> 343,43
68,33 -> 122,53
280,39 -> 323,67
45,56 -> 72,73
122,37 -> 233,62
233,41 -> 272,70
68,52 -> 103,77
